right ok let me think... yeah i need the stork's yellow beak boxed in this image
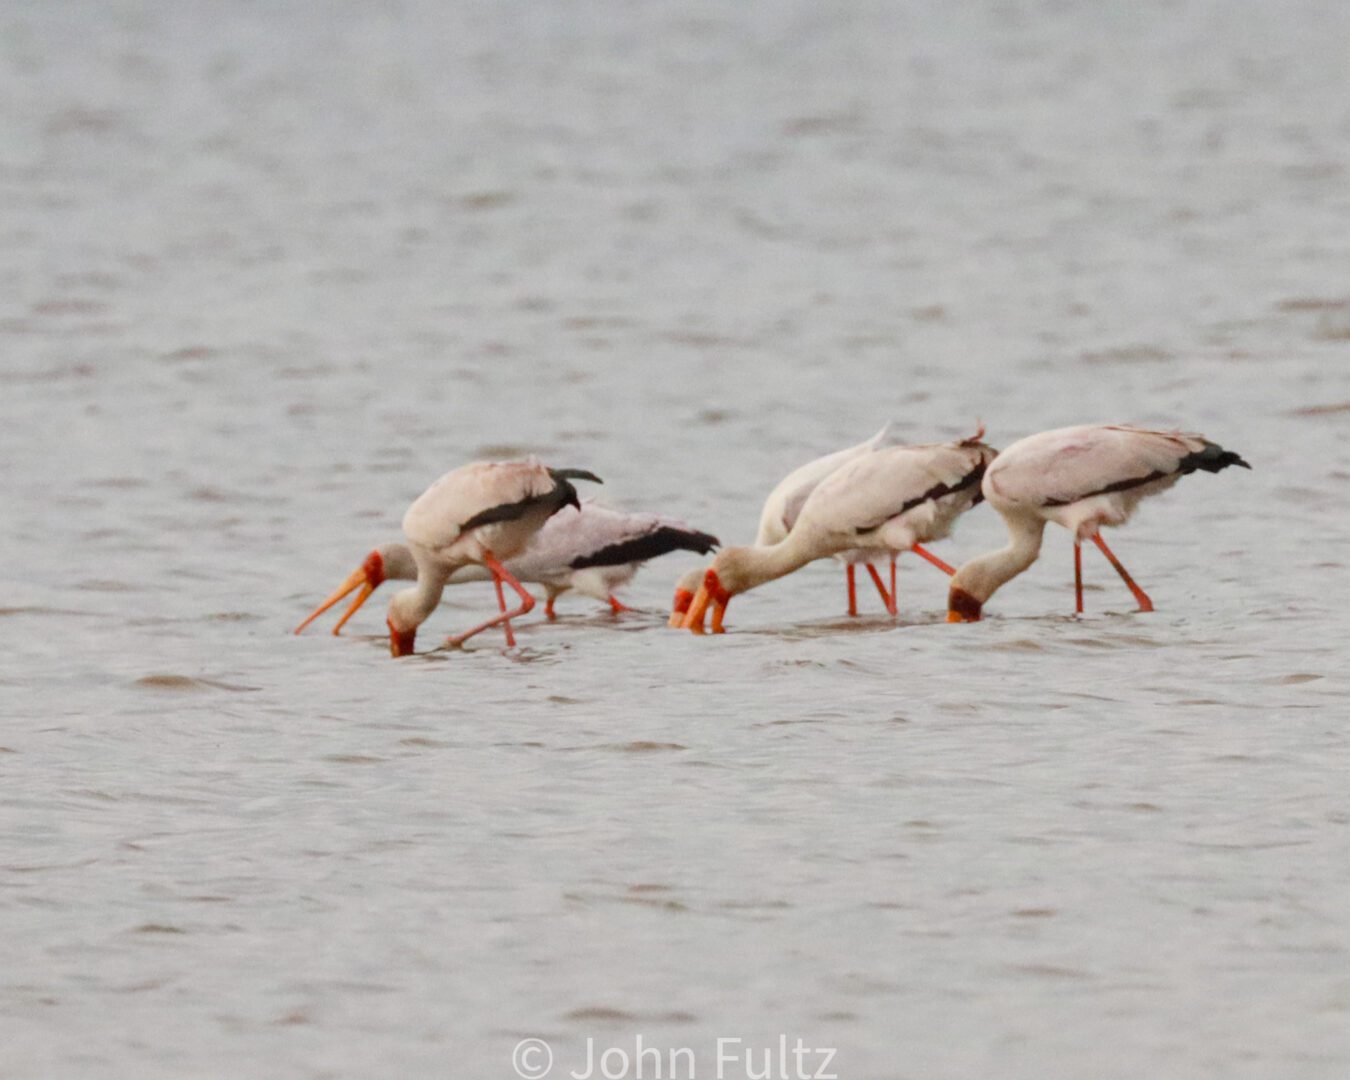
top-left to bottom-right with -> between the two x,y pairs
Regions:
294,550 -> 386,635
668,588 -> 694,628
681,570 -> 729,634
681,585 -> 711,634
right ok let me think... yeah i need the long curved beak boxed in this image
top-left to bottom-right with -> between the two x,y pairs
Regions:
294,551 -> 385,635
330,578 -> 378,634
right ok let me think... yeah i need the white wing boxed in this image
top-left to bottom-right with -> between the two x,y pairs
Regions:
402,460 -> 556,552
985,425 -> 1215,510
756,421 -> 907,543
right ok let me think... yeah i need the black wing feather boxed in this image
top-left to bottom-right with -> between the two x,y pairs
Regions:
569,527 -> 720,570
1043,439 -> 1250,507
461,467 -> 603,531
854,462 -> 987,534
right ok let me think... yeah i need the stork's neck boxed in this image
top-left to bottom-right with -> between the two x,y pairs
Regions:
953,513 -> 1046,604
377,543 -> 420,582
731,529 -> 827,593
388,558 -> 449,631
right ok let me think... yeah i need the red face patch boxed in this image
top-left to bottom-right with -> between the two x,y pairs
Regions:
364,550 -> 386,587
947,586 -> 983,622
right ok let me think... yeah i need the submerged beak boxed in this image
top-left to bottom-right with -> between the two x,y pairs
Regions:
681,570 -> 730,634
388,619 -> 416,657
668,588 -> 694,628
946,586 -> 983,623
293,550 -> 386,635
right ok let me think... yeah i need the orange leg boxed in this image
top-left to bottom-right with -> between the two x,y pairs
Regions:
492,573 -> 515,647
1091,533 -> 1154,612
1074,541 -> 1083,614
911,544 -> 956,576
866,563 -> 897,616
544,595 -> 557,621
607,595 -> 631,615
445,552 -> 535,648
846,563 -> 858,616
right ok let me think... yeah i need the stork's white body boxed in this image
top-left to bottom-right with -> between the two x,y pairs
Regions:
682,433 -> 996,632
786,437 -> 994,558
298,495 -> 715,640
982,425 -> 1220,539
402,461 -> 561,570
448,501 -> 714,605
948,424 -> 1250,619
671,422 -> 969,623
385,460 -> 593,652
755,420 -> 907,560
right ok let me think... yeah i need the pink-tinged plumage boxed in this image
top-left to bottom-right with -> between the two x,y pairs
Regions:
681,431 -> 997,633
296,459 -> 600,655
947,424 -> 1250,621
296,500 -> 717,636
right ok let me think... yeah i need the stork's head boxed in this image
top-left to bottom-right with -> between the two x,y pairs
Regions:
293,543 -> 418,636
385,588 -> 422,657
680,548 -> 757,634
946,583 -> 984,623
668,566 -> 708,627
945,552 -> 1011,623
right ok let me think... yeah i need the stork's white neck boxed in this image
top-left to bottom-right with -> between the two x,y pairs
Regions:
387,553 -> 449,633
376,543 -> 420,582
951,513 -> 1046,604
720,527 -> 833,595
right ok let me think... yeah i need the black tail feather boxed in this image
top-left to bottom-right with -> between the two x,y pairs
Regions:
1182,441 -> 1251,475
550,468 -> 603,485
463,468 -> 602,529
570,527 -> 721,570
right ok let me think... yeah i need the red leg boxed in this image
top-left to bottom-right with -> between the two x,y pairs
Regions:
910,544 -> 956,576
889,555 -> 897,602
1091,533 -> 1154,612
544,595 -> 557,621
866,563 -> 897,616
1074,541 -> 1083,615
493,573 -> 515,647
607,595 -> 631,615
445,552 -> 535,647
846,563 -> 858,616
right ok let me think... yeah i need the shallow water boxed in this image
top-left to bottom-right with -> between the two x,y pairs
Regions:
3,1 -> 1350,1077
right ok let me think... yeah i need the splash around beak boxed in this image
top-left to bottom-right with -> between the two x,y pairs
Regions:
681,570 -> 730,634
293,550 -> 386,635
946,586 -> 983,623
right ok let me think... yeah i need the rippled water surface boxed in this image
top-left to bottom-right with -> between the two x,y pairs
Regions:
4,2 -> 1350,1077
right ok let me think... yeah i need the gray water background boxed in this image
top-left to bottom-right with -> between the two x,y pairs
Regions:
2,1 -> 1350,1077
